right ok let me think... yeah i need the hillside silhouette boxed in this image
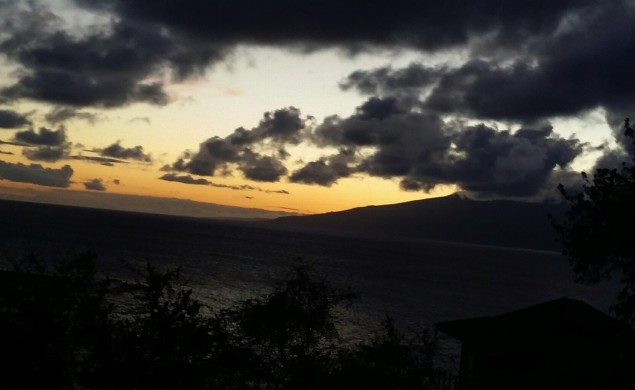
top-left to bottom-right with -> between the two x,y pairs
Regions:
269,194 -> 566,251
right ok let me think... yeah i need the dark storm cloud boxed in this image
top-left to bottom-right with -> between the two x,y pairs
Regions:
22,146 -> 69,162
98,142 -> 152,162
0,109 -> 31,128
340,64 -> 442,96
45,107 -> 99,125
290,149 -> 356,186
2,0 -> 624,199
173,95 -> 584,197
166,137 -> 240,176
14,127 -> 66,146
0,3 -> 215,107
166,107 -> 309,180
0,161 -> 73,187
229,107 -> 308,146
339,3 -> 635,124
1,71 -> 170,108
1,0 -> 608,108
84,178 -> 107,191
305,97 -> 583,196
74,0 -> 592,51
400,125 -> 583,197
314,101 -> 450,150
159,173 -> 289,194
14,127 -> 71,162
239,151 -> 288,182
310,103 -> 452,183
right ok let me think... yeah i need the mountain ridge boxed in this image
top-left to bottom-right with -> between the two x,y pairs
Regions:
268,194 -> 567,251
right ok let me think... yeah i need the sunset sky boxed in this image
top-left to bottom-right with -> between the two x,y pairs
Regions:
0,0 -> 633,217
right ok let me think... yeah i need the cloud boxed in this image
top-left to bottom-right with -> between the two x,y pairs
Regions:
2,70 -> 170,108
167,138 -> 240,176
340,64 -> 442,96
0,161 -> 73,187
14,127 -> 66,146
84,178 -> 106,191
160,173 -> 211,186
398,125 -> 583,197
97,141 -> 152,163
74,0 -> 592,52
314,100 -> 451,151
229,107 -> 309,146
159,173 -> 289,194
14,127 -> 71,162
304,97 -> 583,196
166,107 -> 310,180
169,96 -> 584,197
71,155 -> 125,166
22,146 -> 69,162
0,2 -> 220,107
1,0 -> 626,200
45,106 -> 98,125
2,0 -> 612,110
337,4 -> 635,124
0,139 -> 28,147
290,149 -> 355,186
239,151 -> 288,182
128,116 -> 151,124
0,109 -> 31,128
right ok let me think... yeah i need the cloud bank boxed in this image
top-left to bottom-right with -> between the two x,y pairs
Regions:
2,0 -> 632,119
1,0 -> 633,200
162,99 -> 584,198
0,161 -> 73,187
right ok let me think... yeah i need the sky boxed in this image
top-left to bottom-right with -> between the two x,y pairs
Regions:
0,0 -> 634,217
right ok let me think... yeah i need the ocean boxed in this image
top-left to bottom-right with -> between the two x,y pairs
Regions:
0,199 -> 618,357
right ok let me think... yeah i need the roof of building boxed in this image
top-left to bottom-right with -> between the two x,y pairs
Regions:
436,297 -> 628,346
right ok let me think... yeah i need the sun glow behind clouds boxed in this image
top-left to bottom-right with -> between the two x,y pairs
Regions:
6,46 -> 461,213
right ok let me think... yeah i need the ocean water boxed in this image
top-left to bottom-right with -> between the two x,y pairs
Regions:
0,200 -> 619,357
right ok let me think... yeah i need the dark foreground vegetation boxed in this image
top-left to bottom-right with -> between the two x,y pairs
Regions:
554,119 -> 635,325
0,252 -> 449,390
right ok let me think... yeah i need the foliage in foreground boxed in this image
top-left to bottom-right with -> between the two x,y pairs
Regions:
0,253 -> 441,390
554,119 -> 635,325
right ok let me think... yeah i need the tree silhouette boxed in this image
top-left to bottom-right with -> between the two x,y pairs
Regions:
0,252 -> 115,389
0,253 -> 441,389
333,317 -> 438,390
554,118 -> 635,324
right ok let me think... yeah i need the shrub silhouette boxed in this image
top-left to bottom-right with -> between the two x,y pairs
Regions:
0,252 -> 114,389
0,253 -> 441,389
104,264 -> 218,389
214,266 -> 356,389
333,317 -> 438,390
